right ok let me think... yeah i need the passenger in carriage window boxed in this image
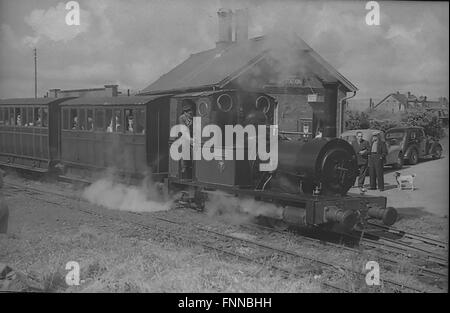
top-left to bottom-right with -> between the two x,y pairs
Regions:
35,108 -> 42,127
106,118 -> 114,133
16,114 -> 22,126
87,117 -> 94,131
87,109 -> 94,131
125,109 -> 134,133
115,116 -> 122,132
127,116 -> 134,133
72,116 -> 81,130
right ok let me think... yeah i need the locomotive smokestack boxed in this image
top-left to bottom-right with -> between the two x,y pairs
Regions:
216,8 -> 232,49
234,8 -> 248,43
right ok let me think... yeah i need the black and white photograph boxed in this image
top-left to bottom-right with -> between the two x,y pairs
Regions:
0,0 -> 448,299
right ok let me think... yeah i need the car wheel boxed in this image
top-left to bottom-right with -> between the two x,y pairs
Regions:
393,152 -> 403,169
409,149 -> 419,165
433,146 -> 443,159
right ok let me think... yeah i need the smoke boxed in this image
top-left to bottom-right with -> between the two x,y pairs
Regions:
204,191 -> 283,225
82,170 -> 172,213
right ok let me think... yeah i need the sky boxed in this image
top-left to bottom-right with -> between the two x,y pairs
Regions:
0,0 -> 448,100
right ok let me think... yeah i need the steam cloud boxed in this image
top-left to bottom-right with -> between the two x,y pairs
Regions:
204,191 -> 283,224
82,172 -> 172,213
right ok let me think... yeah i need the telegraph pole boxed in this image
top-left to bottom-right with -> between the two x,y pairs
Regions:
34,48 -> 37,98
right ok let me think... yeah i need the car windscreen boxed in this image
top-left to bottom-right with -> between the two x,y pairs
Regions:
386,131 -> 405,140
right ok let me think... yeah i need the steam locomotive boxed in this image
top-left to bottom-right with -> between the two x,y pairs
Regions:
0,89 -> 397,233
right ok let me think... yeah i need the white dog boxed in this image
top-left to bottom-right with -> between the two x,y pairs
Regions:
394,172 -> 416,191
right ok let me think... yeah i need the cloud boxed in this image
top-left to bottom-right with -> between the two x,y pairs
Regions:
0,0 -> 448,100
23,2 -> 90,47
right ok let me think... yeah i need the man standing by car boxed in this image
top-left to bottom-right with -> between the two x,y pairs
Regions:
352,131 -> 370,192
369,133 -> 388,191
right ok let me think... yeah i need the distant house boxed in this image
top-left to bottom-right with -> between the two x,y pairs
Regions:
372,91 -> 418,113
373,92 -> 449,126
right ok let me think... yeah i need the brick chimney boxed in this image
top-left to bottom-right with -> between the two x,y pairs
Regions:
216,8 -> 232,49
234,8 -> 248,43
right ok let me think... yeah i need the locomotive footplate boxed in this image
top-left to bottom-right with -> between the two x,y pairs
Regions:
170,180 -> 397,231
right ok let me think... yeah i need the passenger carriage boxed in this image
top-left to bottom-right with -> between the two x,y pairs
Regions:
58,95 -> 171,182
0,98 -> 71,173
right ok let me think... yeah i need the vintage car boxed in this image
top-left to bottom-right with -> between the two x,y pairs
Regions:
385,126 -> 443,165
340,129 -> 403,169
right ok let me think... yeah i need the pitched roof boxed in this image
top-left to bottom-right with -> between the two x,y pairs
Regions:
0,97 -> 75,106
374,93 -> 407,109
140,33 -> 357,95
59,95 -> 170,106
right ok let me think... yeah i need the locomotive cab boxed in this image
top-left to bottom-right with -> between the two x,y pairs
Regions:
168,90 -> 277,187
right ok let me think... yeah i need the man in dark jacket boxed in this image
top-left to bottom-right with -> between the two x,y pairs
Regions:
352,131 -> 370,191
368,133 -> 388,191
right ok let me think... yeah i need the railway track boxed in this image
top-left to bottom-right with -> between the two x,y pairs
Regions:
3,180 -> 446,293
239,222 -> 448,282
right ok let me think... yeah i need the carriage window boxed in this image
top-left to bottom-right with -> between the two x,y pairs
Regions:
15,108 -> 21,126
3,108 -> 10,126
87,109 -> 94,131
78,109 -> 86,130
62,109 -> 69,130
125,109 -> 134,133
21,108 -> 28,126
136,109 -> 145,134
70,109 -> 80,130
0,109 -> 3,126
95,109 -> 105,131
33,107 -> 42,127
105,109 -> 113,133
42,108 -> 48,127
9,108 -> 14,126
27,108 -> 34,126
114,109 -> 122,132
